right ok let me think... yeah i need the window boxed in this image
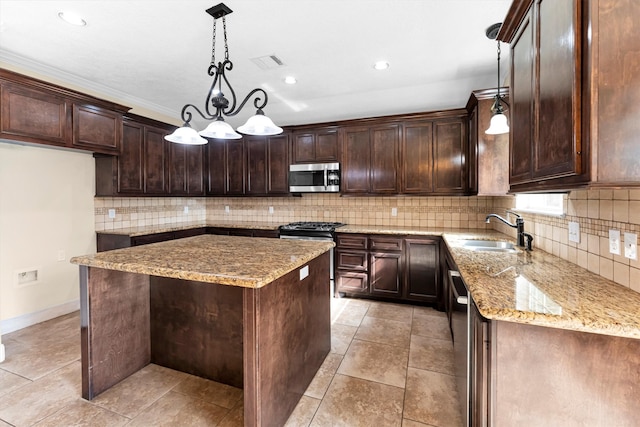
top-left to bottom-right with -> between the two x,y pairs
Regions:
515,193 -> 565,216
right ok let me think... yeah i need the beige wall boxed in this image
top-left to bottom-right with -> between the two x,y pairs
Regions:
0,143 -> 96,332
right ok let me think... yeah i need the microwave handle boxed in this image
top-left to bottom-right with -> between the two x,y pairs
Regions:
323,169 -> 328,188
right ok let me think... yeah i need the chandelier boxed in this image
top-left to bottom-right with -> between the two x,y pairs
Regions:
485,23 -> 509,135
165,3 -> 283,145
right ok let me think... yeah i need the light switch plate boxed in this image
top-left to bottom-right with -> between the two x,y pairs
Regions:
391,207 -> 398,217
609,229 -> 621,255
108,208 -> 116,219
183,206 -> 189,214
224,205 -> 230,214
568,221 -> 580,243
268,206 -> 274,214
624,232 -> 637,260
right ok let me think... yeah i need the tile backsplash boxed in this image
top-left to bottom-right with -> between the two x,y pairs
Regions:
492,190 -> 640,294
94,190 -> 640,294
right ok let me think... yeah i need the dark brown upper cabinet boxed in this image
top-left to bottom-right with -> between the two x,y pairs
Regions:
0,69 -> 128,155
500,0 -> 640,191
341,124 -> 400,194
291,127 -> 339,164
95,114 -> 174,196
169,143 -> 205,196
339,110 -> 470,196
206,133 -> 289,196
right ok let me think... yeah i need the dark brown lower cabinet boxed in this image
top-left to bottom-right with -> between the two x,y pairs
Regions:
335,233 -> 440,304
470,299 -> 490,427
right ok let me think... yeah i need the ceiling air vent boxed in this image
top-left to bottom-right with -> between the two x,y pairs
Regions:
251,54 -> 285,70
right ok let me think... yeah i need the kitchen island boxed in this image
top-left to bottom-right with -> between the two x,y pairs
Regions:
70,234 -> 334,427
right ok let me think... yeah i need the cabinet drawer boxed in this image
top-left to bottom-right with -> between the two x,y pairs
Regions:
370,236 -> 403,251
336,250 -> 368,271
336,271 -> 369,294
336,234 -> 368,250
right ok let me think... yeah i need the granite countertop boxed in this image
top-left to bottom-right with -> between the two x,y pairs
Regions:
71,234 -> 333,288
97,221 -> 280,236
442,231 -> 640,340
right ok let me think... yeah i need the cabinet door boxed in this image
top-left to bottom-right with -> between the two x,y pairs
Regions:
370,252 -> 402,298
267,134 -> 289,194
226,141 -> 245,195
433,120 -> 466,194
404,238 -> 439,302
402,121 -> 433,193
371,125 -> 400,193
206,140 -> 227,195
470,300 -> 490,427
341,127 -> 370,193
533,0 -> 582,179
144,125 -> 168,194
315,129 -> 339,161
72,104 -> 121,154
118,120 -> 145,194
169,142 -> 188,194
510,7 -> 535,184
186,145 -> 205,195
246,137 -> 268,195
292,132 -> 315,163
0,82 -> 70,147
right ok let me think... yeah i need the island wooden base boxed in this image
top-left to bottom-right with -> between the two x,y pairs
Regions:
79,252 -> 331,427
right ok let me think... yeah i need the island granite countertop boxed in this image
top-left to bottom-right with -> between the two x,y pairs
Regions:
71,234 -> 333,288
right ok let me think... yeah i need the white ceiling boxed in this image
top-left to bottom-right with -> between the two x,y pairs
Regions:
0,0 -> 512,129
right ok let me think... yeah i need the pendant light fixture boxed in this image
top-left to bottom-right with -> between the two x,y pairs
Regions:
485,23 -> 509,135
165,3 -> 282,145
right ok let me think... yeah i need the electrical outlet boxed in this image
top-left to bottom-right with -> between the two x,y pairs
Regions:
609,229 -> 621,255
108,208 -> 116,219
624,232 -> 637,260
268,206 -> 274,214
57,250 -> 66,261
568,221 -> 580,243
391,207 -> 398,217
183,206 -> 189,214
225,205 -> 230,214
17,269 -> 38,286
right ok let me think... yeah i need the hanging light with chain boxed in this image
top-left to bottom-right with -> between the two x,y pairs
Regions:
485,23 -> 509,135
165,3 -> 282,145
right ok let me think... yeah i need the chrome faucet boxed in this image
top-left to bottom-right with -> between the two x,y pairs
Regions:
485,211 -> 533,250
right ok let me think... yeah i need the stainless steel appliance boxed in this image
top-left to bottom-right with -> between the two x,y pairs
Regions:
289,163 -> 340,193
449,270 -> 469,427
279,221 -> 345,295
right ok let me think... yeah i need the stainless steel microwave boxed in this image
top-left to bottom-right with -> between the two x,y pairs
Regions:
289,163 -> 340,193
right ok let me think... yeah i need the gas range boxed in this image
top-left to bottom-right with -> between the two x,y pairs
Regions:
279,221 -> 346,232
279,222 -> 345,239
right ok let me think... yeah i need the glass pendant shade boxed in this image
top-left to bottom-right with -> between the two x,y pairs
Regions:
199,118 -> 242,139
237,111 -> 283,136
164,125 -> 208,145
485,112 -> 509,135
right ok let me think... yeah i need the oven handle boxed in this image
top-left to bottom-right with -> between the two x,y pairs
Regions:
449,270 -> 468,305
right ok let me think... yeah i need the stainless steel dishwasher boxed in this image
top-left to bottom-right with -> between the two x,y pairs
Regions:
449,270 -> 469,427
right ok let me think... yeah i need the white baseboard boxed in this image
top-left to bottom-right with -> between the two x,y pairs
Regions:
0,299 -> 80,335
0,343 -> 5,363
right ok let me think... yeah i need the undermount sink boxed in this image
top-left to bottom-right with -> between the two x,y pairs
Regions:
458,240 -> 518,253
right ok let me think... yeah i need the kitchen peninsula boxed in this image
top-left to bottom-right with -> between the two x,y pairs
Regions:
70,234 -> 334,427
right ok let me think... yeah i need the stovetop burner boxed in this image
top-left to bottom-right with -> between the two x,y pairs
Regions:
279,221 -> 346,232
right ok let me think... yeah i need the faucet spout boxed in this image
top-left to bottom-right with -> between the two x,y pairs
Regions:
485,212 -> 532,250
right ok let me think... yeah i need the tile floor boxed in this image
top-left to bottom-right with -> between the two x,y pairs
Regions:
0,298 -> 462,427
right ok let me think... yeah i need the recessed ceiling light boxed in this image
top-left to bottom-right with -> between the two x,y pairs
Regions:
58,11 -> 87,26
373,61 -> 390,70
284,76 -> 297,85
